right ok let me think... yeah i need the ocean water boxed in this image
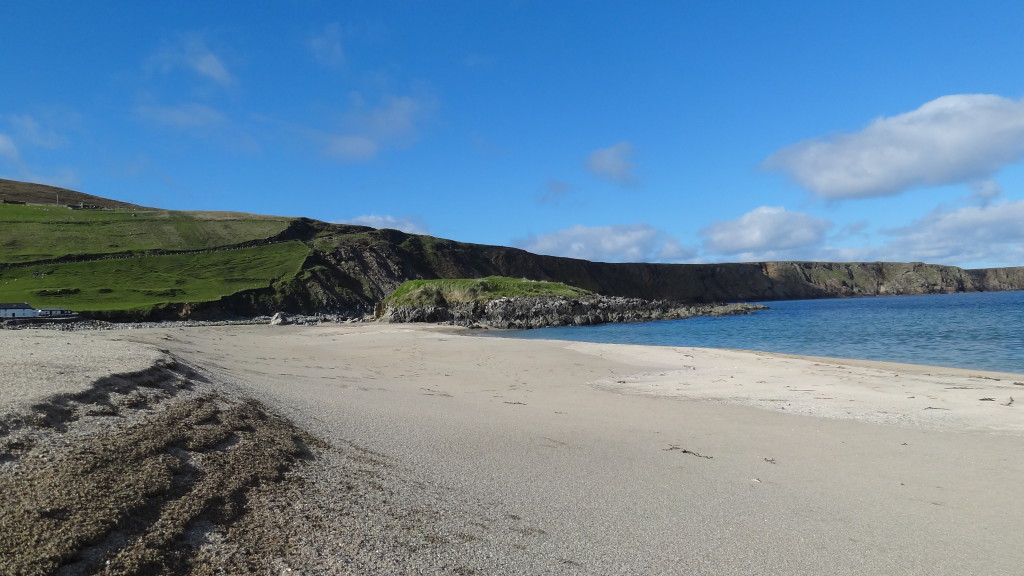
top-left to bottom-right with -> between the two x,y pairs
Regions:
503,291 -> 1024,374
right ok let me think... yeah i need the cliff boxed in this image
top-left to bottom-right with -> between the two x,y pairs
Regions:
146,224 -> 1023,320
2,178 -> 1022,321
267,226 -> 1021,313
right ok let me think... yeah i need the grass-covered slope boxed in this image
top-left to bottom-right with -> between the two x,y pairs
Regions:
0,182 -> 312,319
383,276 -> 591,308
0,241 -> 310,313
0,203 -> 291,263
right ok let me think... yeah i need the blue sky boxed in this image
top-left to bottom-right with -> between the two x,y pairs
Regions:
3,1 -> 1024,268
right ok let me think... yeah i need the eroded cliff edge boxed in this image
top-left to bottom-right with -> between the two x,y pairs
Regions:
208,226 -> 1022,317
122,224 -> 1024,320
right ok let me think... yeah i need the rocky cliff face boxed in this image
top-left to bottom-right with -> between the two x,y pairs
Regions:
195,223 -> 1022,319
379,295 -> 767,329
967,266 -> 1024,291
8,178 -> 1020,322
758,261 -> 975,298
54,220 -> 1024,323
279,224 -> 1024,316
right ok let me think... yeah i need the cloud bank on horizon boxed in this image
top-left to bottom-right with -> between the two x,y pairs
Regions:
2,2 -> 1023,269
517,223 -> 692,263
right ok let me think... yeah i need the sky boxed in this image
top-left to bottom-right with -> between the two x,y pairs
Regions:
3,1 -> 1024,269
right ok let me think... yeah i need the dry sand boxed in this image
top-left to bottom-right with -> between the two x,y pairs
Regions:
2,323 -> 1023,575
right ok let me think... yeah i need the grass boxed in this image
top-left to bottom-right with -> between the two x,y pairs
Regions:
384,276 -> 591,307
0,203 -> 292,263
0,241 -> 310,312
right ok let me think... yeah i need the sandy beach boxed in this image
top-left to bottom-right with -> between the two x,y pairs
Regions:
2,323 -> 1023,575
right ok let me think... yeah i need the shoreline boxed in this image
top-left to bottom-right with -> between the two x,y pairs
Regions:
11,310 -> 1024,377
481,323 -> 1024,379
3,324 -> 1023,574
565,341 -> 1023,434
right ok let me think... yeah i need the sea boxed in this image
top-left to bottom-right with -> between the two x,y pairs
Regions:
502,291 -> 1024,375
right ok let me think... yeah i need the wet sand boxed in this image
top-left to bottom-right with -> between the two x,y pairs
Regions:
2,323 -> 1023,574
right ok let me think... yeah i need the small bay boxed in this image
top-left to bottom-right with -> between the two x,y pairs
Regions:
505,291 -> 1024,374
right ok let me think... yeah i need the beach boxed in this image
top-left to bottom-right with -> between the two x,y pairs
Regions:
2,323 -> 1023,575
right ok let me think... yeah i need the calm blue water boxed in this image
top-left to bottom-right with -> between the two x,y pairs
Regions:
504,291 -> 1024,374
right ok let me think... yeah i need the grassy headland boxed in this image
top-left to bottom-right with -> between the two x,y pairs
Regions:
383,276 -> 592,308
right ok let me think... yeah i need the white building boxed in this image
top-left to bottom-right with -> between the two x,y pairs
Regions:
0,303 -> 75,318
0,303 -> 39,318
38,308 -> 75,317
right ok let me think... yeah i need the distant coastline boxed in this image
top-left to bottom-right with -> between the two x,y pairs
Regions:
3,178 -> 1024,323
508,290 -> 1024,375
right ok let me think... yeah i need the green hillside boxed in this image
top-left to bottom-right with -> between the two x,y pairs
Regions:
0,203 -> 291,263
0,191 -> 311,318
0,241 -> 310,313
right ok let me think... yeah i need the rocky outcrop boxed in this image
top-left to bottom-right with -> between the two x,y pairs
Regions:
308,226 -> 1024,316
967,266 -> 1024,291
378,294 -> 767,329
755,261 -> 977,298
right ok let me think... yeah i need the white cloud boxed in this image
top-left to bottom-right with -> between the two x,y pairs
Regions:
968,180 -> 1003,206
359,95 -> 425,140
872,200 -> 1024,267
6,115 -> 66,148
838,220 -> 869,237
0,133 -> 20,163
516,223 -> 695,263
323,94 -> 434,162
309,23 -> 345,67
132,102 -> 260,154
151,34 -> 235,86
539,179 -> 572,204
135,103 -> 225,128
697,200 -> 1024,268
700,206 -> 832,259
335,214 -> 429,235
587,141 -> 636,184
324,135 -> 379,162
763,94 -> 1024,199
0,127 -> 77,187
